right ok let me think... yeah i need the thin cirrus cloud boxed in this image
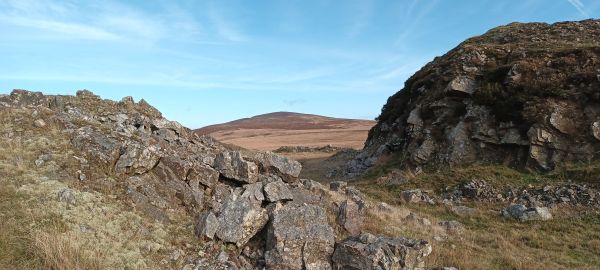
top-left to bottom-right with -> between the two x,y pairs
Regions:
0,16 -> 119,40
0,0 -> 200,43
566,0 -> 589,17
207,2 -> 247,42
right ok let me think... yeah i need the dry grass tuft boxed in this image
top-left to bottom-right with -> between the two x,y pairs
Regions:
32,231 -> 105,270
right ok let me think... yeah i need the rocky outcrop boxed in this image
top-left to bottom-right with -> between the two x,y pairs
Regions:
0,90 -> 431,269
332,233 -> 432,270
345,20 -> 600,175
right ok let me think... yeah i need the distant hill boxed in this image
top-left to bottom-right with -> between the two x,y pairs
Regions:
195,112 -> 376,151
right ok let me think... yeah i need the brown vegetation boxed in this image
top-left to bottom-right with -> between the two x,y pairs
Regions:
195,112 -> 375,151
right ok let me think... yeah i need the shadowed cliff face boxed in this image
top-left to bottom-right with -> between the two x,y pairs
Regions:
350,20 -> 600,175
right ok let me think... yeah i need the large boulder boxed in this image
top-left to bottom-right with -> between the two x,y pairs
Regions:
332,233 -> 432,270
215,185 -> 268,247
250,152 -> 302,182
214,151 -> 259,183
265,203 -> 335,270
502,204 -> 553,222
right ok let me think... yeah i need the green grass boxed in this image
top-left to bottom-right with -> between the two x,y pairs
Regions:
352,159 -> 600,269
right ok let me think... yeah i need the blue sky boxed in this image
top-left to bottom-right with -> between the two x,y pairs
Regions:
0,0 -> 598,128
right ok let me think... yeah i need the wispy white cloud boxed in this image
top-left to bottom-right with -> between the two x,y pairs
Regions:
566,0 -> 589,17
347,0 -> 374,38
0,16 -> 119,40
395,0 -> 440,45
207,2 -> 247,42
0,0 -> 202,43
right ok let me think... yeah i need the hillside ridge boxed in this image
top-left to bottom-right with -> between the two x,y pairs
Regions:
196,111 -> 375,134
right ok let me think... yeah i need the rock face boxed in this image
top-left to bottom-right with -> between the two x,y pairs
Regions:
344,20 -> 600,175
332,233 -> 432,270
265,203 -> 335,270
0,89 -> 431,269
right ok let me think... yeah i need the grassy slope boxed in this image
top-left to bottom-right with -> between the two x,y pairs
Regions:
350,154 -> 600,269
0,108 -> 196,270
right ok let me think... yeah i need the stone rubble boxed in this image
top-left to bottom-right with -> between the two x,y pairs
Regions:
0,90 -> 431,270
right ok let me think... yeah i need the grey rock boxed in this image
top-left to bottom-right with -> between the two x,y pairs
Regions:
301,178 -> 328,193
332,233 -> 432,270
445,76 -> 476,95
159,156 -> 191,181
502,204 -> 553,222
412,137 -> 436,163
57,188 -> 76,205
263,178 -> 293,202
401,189 -> 434,204
250,152 -> 302,182
214,151 -> 259,183
451,205 -> 477,217
187,164 -> 220,190
592,121 -> 600,141
33,119 -> 46,128
114,143 -> 161,175
241,182 -> 266,202
438,220 -> 465,235
377,202 -> 394,213
71,127 -> 122,165
265,203 -> 335,270
346,187 -> 369,211
215,189 -> 268,247
195,211 -> 219,240
337,199 -> 363,235
405,213 -> 432,226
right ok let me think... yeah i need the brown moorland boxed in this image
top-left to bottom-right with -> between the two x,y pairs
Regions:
195,112 -> 375,151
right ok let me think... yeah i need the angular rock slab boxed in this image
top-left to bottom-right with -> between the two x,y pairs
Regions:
195,211 -> 219,240
265,203 -> 335,270
592,121 -> 600,141
502,204 -> 552,222
214,151 -> 259,183
337,200 -> 362,235
445,76 -> 476,95
251,152 -> 302,182
263,178 -> 293,202
187,164 -> 219,190
332,233 -> 432,270
115,143 -> 161,175
215,189 -> 268,247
